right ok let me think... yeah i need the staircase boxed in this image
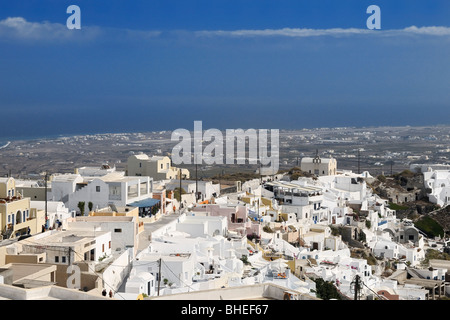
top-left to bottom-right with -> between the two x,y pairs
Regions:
406,267 -> 425,279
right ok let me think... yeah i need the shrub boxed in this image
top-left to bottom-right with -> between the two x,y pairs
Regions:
313,278 -> 341,300
414,216 -> 444,238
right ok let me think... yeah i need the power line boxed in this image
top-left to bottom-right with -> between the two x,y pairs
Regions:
160,259 -> 196,292
361,280 -> 387,300
71,249 -> 126,299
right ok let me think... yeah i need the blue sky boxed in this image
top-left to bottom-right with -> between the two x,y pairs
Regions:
0,0 -> 449,138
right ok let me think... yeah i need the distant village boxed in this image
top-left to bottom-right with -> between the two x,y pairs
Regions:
0,151 -> 450,300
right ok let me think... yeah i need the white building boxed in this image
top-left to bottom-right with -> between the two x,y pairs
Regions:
30,200 -> 74,230
165,180 -> 220,203
127,154 -> 190,180
176,215 -> 228,238
124,270 -> 156,298
263,180 -> 327,224
423,169 -> 450,207
300,152 -> 337,176
49,171 -> 153,215
67,215 -> 139,256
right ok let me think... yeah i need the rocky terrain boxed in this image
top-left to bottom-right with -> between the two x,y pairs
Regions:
368,170 -> 449,237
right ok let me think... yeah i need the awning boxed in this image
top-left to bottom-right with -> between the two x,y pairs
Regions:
129,198 -> 160,208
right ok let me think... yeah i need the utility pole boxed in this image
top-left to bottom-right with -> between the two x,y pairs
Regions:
44,172 -> 48,230
195,163 -> 198,202
259,162 -> 262,184
353,275 -> 360,300
179,168 -> 182,214
157,258 -> 162,296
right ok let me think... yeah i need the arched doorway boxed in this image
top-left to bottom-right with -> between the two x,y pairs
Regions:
16,210 -> 22,224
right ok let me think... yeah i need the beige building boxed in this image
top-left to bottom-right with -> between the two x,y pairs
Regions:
300,152 -> 337,176
20,229 -> 112,266
0,178 -> 44,240
127,154 -> 189,181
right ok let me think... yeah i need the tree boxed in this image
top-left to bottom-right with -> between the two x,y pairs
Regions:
173,187 -> 186,201
77,201 -> 85,216
151,203 -> 160,215
88,201 -> 93,212
313,278 -> 341,300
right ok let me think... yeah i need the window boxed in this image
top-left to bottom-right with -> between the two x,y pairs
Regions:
55,256 -> 59,263
62,256 -> 66,263
109,241 -> 111,249
96,186 -> 101,192
114,228 -> 122,233
102,244 -> 105,252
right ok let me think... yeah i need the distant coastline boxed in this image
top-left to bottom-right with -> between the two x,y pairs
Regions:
0,123 -> 449,145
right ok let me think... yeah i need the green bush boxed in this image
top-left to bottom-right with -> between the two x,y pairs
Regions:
414,216 -> 444,238
388,202 -> 409,211
313,278 -> 341,300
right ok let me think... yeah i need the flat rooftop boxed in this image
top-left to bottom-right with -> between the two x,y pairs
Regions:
21,230 -> 109,247
148,283 -> 319,301
264,181 -> 322,193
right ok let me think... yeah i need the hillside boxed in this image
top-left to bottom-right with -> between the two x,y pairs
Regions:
368,170 -> 449,237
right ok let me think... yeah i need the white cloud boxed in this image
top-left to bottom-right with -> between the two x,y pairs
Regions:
0,17 -> 160,42
196,27 -> 372,38
195,26 -> 450,38
402,26 -> 450,36
0,17 -> 101,42
1,17 -> 449,43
